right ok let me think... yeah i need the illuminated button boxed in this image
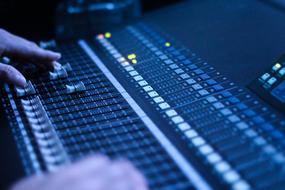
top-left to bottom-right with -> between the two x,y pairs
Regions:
279,68 -> 285,76
171,116 -> 184,124
105,32 -> 112,38
215,162 -> 230,173
207,153 -> 222,164
232,181 -> 250,190
165,42 -> 171,47
158,102 -> 170,109
199,145 -> 213,155
165,109 -> 178,117
125,66 -> 134,71
261,73 -> 270,81
148,91 -> 159,98
153,97 -> 164,103
127,54 -> 136,60
118,57 -> 126,63
223,170 -> 240,183
185,130 -> 198,139
267,77 -> 277,85
121,61 -> 130,67
143,86 -> 153,92
138,80 -> 148,86
129,70 -> 139,76
178,123 -> 191,131
272,63 -> 282,71
191,137 -> 205,146
133,75 -> 143,81
131,59 -> 138,64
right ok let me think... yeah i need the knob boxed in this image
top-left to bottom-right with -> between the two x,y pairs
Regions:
15,81 -> 36,97
66,81 -> 86,94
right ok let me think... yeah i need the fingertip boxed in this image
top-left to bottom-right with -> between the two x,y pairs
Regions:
15,74 -> 27,87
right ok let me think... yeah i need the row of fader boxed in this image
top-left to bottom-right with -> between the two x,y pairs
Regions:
21,96 -> 69,171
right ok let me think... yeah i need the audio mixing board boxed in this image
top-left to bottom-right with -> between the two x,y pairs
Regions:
1,23 -> 285,190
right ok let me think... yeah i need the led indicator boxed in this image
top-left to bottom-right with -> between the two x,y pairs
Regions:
273,63 -> 282,71
97,34 -> 104,39
132,59 -> 138,64
105,32 -> 112,38
128,54 -> 136,60
165,42 -> 171,47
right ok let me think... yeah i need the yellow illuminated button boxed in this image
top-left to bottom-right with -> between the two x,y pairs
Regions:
165,42 -> 171,47
132,59 -> 138,64
128,54 -> 136,60
105,32 -> 112,38
272,63 -> 282,71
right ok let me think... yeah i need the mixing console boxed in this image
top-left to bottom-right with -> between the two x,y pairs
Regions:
1,22 -> 285,190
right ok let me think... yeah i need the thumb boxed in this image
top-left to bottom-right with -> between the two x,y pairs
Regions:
0,63 -> 27,87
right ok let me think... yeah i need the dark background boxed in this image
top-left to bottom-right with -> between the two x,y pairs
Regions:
0,0 -> 182,40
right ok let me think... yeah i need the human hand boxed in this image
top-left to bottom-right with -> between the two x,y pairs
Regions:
10,155 -> 148,190
0,29 -> 61,87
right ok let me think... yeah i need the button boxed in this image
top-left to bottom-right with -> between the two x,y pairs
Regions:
199,145 -> 213,155
138,80 -> 148,86
125,66 -> 134,71
200,74 -> 210,80
133,75 -> 143,81
206,79 -> 217,85
171,116 -> 184,124
158,102 -> 170,109
207,153 -> 222,164
165,109 -> 177,117
186,79 -> 196,85
213,102 -> 224,109
236,122 -> 249,130
267,77 -> 277,85
185,130 -> 198,139
215,162 -> 230,173
188,64 -> 197,70
153,97 -> 164,103
180,73 -> 190,79
194,69 -> 204,75
272,63 -> 282,71
261,73 -> 270,81
169,64 -> 179,69
213,85 -> 224,91
191,137 -> 205,146
228,115 -> 240,123
198,89 -> 209,96
178,123 -> 191,131
143,86 -> 153,92
148,91 -> 159,98
220,109 -> 232,116
129,71 -> 139,76
206,96 -> 217,103
223,170 -> 240,183
192,84 -> 203,90
279,68 -> 285,76
174,69 -> 184,74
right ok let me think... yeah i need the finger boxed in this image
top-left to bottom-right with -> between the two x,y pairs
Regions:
54,155 -> 111,182
115,161 -> 148,190
0,63 -> 27,87
1,30 -> 61,70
